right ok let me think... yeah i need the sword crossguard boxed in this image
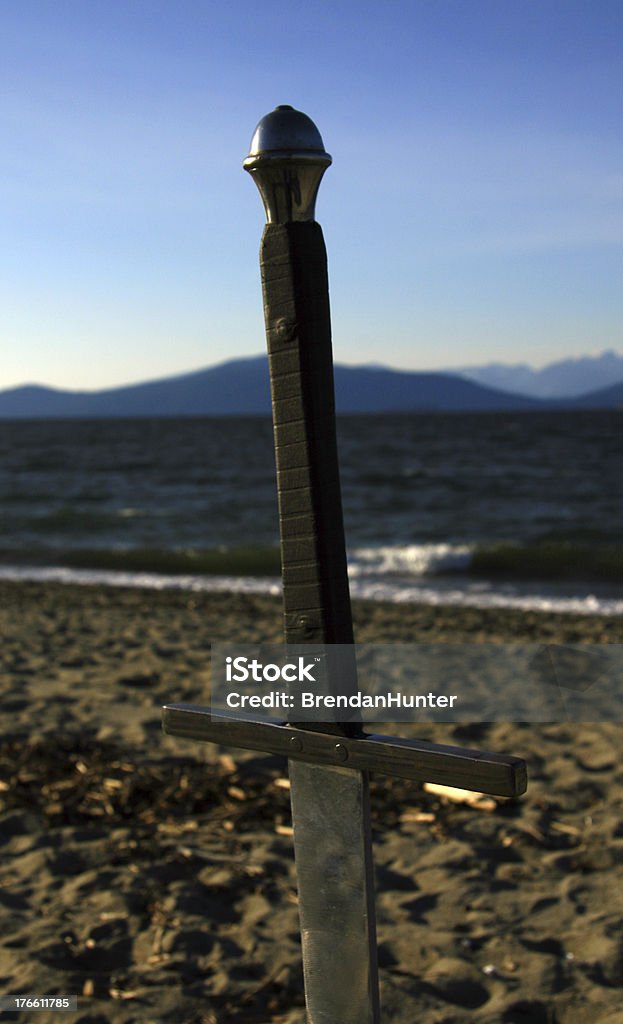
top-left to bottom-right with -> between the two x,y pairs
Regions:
163,705 -> 527,799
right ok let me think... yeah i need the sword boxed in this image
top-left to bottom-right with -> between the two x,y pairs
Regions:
162,105 -> 527,1022
243,102 -> 380,1024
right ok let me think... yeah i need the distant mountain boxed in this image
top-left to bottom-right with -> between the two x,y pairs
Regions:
331,365 -> 541,412
0,355 -> 548,418
457,349 -> 623,399
1,355 -> 622,419
0,358 -> 273,418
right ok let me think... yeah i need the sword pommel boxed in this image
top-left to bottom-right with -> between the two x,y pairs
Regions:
243,104 -> 332,224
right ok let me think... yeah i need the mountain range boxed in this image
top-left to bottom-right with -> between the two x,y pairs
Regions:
457,349 -> 623,398
0,352 -> 622,418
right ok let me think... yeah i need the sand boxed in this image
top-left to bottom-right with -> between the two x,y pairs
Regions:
1,580 -> 622,1023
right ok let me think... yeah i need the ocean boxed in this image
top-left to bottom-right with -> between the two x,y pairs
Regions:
1,411 -> 622,615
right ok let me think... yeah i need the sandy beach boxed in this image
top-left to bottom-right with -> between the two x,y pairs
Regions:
1,580 -> 622,1023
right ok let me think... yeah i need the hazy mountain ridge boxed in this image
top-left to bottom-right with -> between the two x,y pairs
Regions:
1,354 -> 623,418
457,349 -> 623,398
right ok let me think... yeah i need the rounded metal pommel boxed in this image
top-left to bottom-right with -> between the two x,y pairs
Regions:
243,105 -> 331,224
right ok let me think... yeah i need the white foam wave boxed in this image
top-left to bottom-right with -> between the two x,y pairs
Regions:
347,578 -> 623,616
348,543 -> 473,578
0,564 -> 282,596
1,564 -> 622,616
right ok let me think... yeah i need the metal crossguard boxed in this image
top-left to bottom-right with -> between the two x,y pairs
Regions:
163,105 -> 527,1024
163,706 -> 526,798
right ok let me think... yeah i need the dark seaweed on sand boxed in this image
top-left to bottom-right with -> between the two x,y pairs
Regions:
0,731 -> 513,835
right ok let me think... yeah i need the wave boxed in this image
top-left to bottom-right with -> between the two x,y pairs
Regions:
2,539 -> 623,583
470,540 -> 623,582
58,544 -> 283,576
349,541 -> 623,584
0,563 -> 621,616
349,544 -> 473,578
1,538 -> 623,616
0,545 -> 282,577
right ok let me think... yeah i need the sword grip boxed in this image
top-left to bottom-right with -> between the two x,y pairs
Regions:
260,221 -> 354,648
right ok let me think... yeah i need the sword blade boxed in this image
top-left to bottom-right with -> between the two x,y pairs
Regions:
289,761 -> 380,1024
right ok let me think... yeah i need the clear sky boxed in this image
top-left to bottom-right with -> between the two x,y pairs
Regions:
1,0 -> 621,391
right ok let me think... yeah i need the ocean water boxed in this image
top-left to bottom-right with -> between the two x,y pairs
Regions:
1,411 -> 622,614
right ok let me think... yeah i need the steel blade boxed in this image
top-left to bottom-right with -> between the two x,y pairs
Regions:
289,761 -> 380,1024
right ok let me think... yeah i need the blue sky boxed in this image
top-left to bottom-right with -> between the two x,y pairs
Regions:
1,0 -> 621,390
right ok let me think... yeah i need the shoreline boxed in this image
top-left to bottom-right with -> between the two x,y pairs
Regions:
1,577 -> 622,648
2,566 -> 623,618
